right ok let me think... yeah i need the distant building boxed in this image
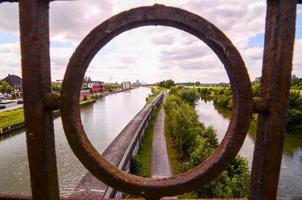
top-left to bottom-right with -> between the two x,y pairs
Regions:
91,81 -> 105,94
82,81 -> 105,95
122,81 -> 131,90
80,90 -> 90,101
1,74 -> 23,97
133,80 -> 141,87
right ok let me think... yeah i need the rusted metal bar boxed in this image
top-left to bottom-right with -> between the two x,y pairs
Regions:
18,0 -> 59,199
60,5 -> 253,199
253,97 -> 268,113
0,194 -> 102,200
0,0 -> 70,3
0,194 -> 251,200
250,0 -> 297,199
0,0 -> 300,199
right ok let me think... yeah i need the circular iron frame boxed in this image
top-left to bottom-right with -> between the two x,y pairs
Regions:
60,5 -> 253,198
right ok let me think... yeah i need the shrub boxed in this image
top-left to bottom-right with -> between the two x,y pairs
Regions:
164,88 -> 250,198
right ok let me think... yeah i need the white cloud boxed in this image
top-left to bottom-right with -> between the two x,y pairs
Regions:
0,3 -> 19,33
49,0 -> 113,42
151,34 -> 175,45
0,0 -> 301,83
0,42 -> 21,77
293,39 -> 302,76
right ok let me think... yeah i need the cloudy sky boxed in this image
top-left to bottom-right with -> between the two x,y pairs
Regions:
0,0 -> 301,83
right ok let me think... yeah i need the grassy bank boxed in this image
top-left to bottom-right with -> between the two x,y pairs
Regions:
0,99 -> 95,130
0,108 -> 24,129
199,85 -> 302,134
164,87 -> 250,198
145,87 -> 165,104
164,116 -> 181,176
130,105 -> 161,177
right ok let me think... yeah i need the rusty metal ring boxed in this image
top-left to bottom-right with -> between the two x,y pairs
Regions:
60,5 -> 253,198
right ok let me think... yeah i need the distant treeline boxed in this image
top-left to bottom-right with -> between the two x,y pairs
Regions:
176,82 -> 230,87
291,74 -> 302,90
198,75 -> 302,134
151,80 -> 230,87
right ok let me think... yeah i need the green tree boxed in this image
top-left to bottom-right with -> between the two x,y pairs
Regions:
158,79 -> 175,88
51,82 -> 62,93
164,88 -> 250,198
291,74 -> 302,89
0,81 -> 13,95
179,88 -> 200,105
105,82 -> 121,91
286,91 -> 302,133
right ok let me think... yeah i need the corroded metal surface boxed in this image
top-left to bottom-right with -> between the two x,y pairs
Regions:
0,193 -> 251,200
0,194 -> 300,200
18,1 -> 59,200
0,1 -> 300,200
250,0 -> 297,200
60,5 -> 253,199
0,0 -> 68,3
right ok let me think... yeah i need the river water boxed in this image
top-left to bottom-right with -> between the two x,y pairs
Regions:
196,99 -> 302,198
0,87 -> 151,196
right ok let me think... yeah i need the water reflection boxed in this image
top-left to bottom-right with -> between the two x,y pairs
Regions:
196,99 -> 302,197
0,87 -> 151,196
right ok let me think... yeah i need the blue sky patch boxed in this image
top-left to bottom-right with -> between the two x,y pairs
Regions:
248,6 -> 301,49
0,32 -> 18,44
50,39 -> 74,48
296,5 -> 302,39
248,33 -> 264,48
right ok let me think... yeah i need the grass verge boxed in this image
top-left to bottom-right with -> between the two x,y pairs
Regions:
145,86 -> 165,104
0,99 -> 95,129
130,105 -> 161,177
0,108 -> 24,129
164,116 -> 181,176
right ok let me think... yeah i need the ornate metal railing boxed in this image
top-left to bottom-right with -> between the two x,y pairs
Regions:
0,0 -> 301,199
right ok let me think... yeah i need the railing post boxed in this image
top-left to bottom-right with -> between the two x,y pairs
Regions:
19,0 -> 59,199
250,0 -> 297,199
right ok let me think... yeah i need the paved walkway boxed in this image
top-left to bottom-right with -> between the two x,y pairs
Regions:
151,94 -> 177,199
152,94 -> 172,178
70,94 -> 163,199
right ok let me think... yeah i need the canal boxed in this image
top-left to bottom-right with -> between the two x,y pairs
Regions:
196,99 -> 302,198
0,87 -> 151,197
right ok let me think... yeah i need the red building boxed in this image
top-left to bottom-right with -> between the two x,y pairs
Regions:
90,81 -> 105,94
80,90 -> 90,101
82,81 -> 105,95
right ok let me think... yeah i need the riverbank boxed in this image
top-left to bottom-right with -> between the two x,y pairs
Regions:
164,87 -> 250,198
97,87 -> 137,98
129,88 -> 165,177
196,99 -> 302,197
0,87 -> 152,196
198,85 -> 302,135
71,92 -> 163,198
0,87 -> 142,137
129,105 -> 161,177
0,99 -> 96,136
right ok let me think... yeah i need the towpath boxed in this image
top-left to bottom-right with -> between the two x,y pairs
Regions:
151,93 -> 172,178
